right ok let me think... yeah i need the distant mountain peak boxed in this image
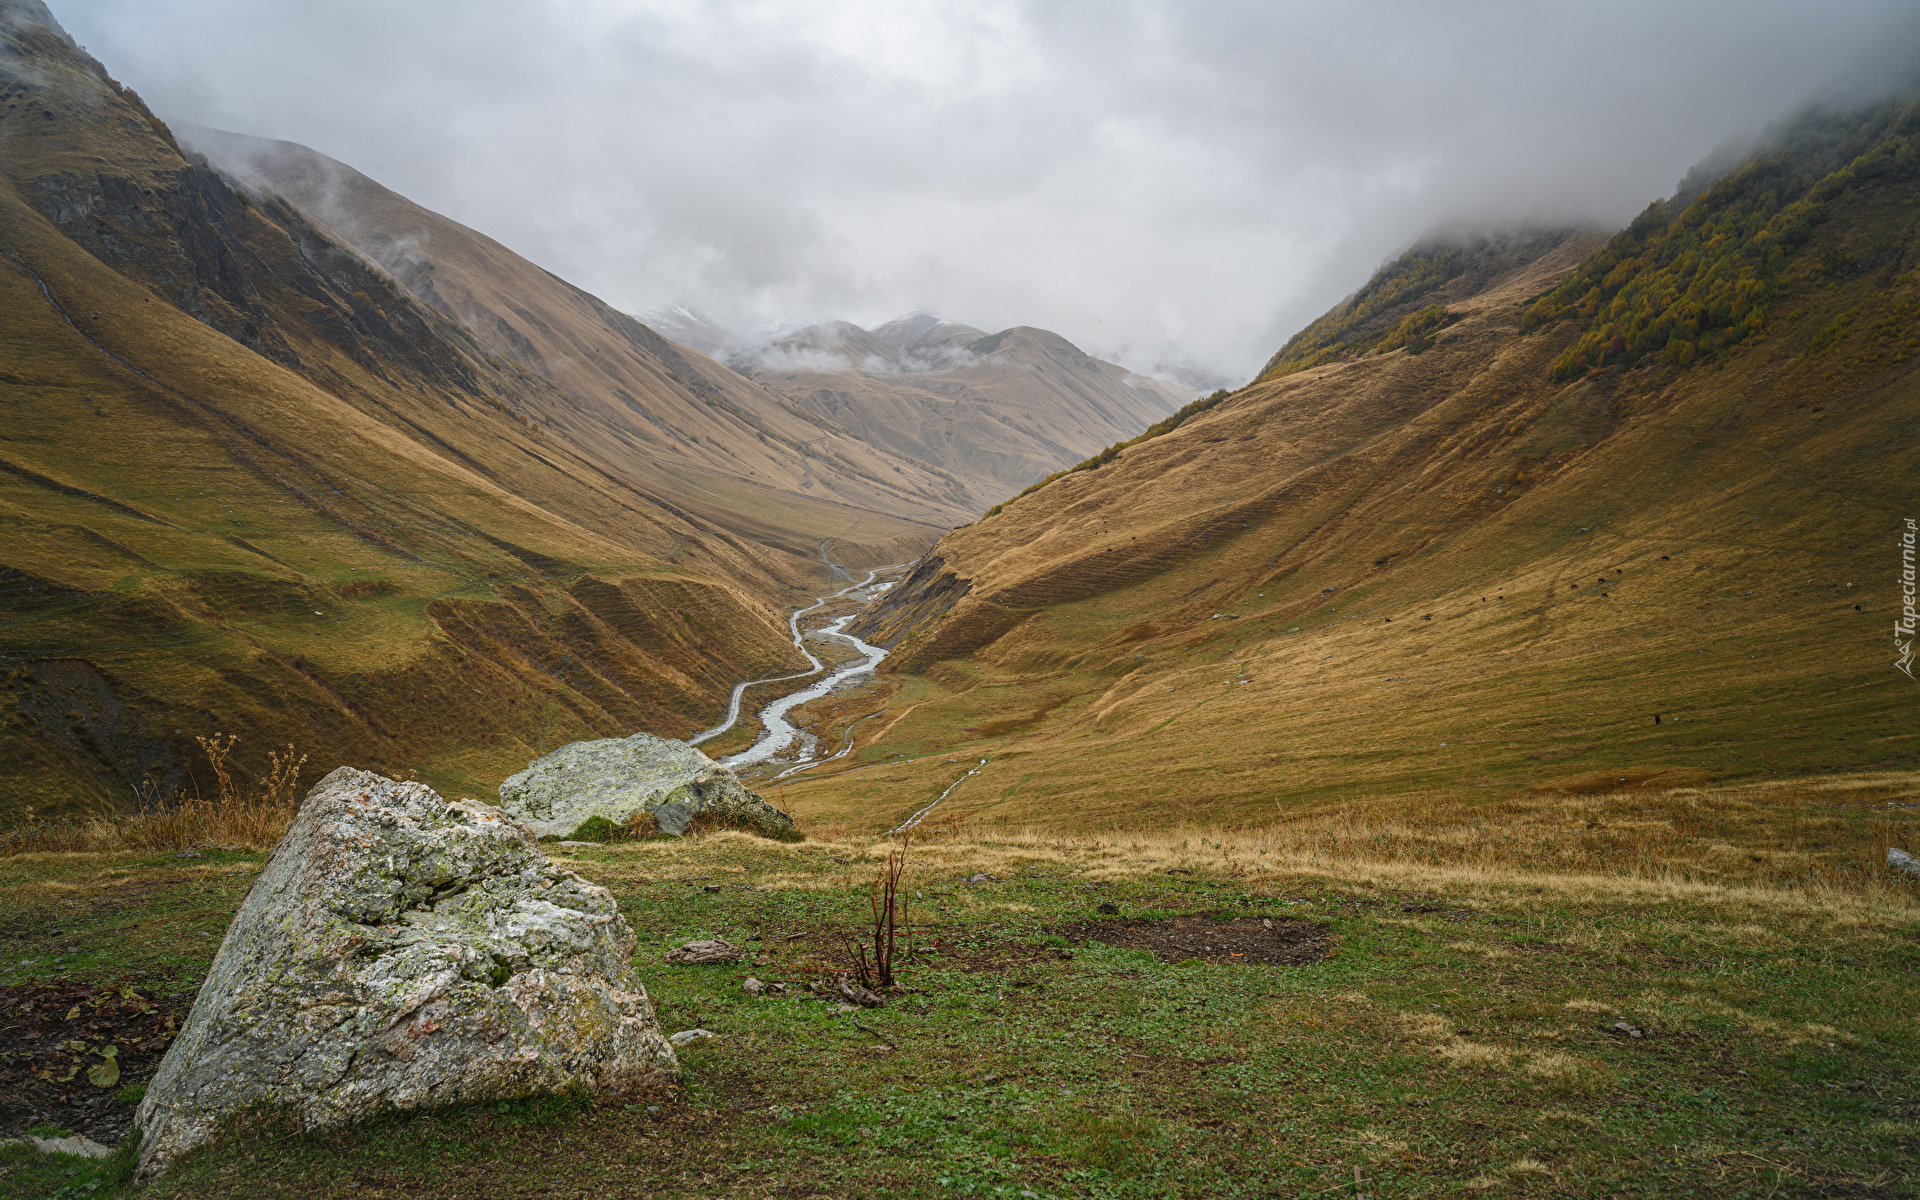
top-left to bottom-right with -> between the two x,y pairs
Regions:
730,316 -> 1193,507
871,310 -> 972,343
632,305 -> 750,358
872,310 -> 944,333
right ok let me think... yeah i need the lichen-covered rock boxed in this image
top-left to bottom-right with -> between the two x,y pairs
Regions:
133,768 -> 678,1181
499,733 -> 799,841
666,939 -> 745,964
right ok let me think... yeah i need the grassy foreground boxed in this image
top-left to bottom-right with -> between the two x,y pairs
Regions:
2,774 -> 1916,1198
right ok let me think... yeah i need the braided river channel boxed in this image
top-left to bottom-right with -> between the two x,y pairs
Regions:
685,569 -> 895,772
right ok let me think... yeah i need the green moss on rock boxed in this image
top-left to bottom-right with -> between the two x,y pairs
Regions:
132,768 -> 679,1182
500,733 -> 799,841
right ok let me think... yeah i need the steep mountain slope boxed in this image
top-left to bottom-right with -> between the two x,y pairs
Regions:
792,98 -> 1920,833
0,1 -> 937,818
180,126 -> 977,539
745,317 -> 1192,510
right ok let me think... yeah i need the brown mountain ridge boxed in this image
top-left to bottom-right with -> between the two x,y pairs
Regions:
0,0 -> 956,818
179,127 -> 982,537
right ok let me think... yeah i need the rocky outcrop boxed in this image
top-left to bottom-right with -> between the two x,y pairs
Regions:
133,768 -> 677,1181
499,733 -> 799,841
845,554 -> 971,649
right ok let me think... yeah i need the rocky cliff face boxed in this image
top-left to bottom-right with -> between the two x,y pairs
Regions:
846,554 -> 971,650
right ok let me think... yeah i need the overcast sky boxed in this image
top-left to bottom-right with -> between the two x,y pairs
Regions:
52,0 -> 1920,383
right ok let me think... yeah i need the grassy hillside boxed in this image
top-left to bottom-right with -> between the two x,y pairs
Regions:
786,97 -> 1920,835
0,2 -> 938,820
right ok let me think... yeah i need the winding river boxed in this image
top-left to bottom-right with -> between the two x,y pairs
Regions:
686,569 -> 894,769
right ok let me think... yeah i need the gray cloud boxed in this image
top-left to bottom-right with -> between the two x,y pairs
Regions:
52,0 -> 1920,382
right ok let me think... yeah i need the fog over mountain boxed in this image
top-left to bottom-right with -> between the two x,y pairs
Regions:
50,0 -> 1920,382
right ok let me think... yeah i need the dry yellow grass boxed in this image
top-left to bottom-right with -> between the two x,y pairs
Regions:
783,771 -> 1920,924
534,771 -> 1920,934
0,736 -> 307,855
1,12 -> 959,826
16,765 -> 1915,941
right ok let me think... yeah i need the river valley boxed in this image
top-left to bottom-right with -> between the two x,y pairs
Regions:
685,564 -> 900,775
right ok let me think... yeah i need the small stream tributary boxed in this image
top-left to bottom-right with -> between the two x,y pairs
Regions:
685,570 -> 894,770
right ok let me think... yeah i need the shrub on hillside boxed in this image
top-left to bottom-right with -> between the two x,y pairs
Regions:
1524,93 -> 1920,381
1376,302 -> 1461,355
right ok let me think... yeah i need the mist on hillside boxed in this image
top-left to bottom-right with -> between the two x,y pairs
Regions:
54,0 -> 1920,382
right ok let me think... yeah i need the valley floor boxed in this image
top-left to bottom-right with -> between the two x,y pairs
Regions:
2,772 -> 1915,1197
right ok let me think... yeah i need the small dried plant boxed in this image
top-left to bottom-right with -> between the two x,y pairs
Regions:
849,833 -> 911,991
197,732 -> 239,808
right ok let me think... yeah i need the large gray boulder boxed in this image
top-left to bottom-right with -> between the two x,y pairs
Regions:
499,733 -> 799,841
134,768 -> 677,1181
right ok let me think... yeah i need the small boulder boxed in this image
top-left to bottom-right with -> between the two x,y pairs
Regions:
668,1029 -> 714,1046
835,976 -> 885,1008
133,768 -> 678,1181
741,976 -> 766,996
500,733 -> 799,841
666,939 -> 745,964
3,1134 -> 115,1159
1891,847 -> 1920,876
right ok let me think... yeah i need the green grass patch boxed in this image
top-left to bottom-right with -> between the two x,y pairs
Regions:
2,822 -> 1913,1196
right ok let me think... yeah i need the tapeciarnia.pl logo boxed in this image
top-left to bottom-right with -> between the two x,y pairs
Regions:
1900,517 -> 1916,679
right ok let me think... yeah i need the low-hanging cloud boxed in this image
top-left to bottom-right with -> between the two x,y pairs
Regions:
52,0 -> 1920,382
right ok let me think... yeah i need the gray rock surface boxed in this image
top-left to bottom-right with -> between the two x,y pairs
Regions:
666,939 -> 745,964
499,733 -> 799,840
1,1134 -> 115,1159
133,768 -> 678,1181
833,976 -> 885,1008
1891,847 -> 1919,876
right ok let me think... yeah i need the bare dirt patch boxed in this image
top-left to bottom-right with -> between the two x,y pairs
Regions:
923,937 -> 1078,975
0,980 -> 185,1143
1061,915 -> 1332,966
764,924 -> 1076,979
